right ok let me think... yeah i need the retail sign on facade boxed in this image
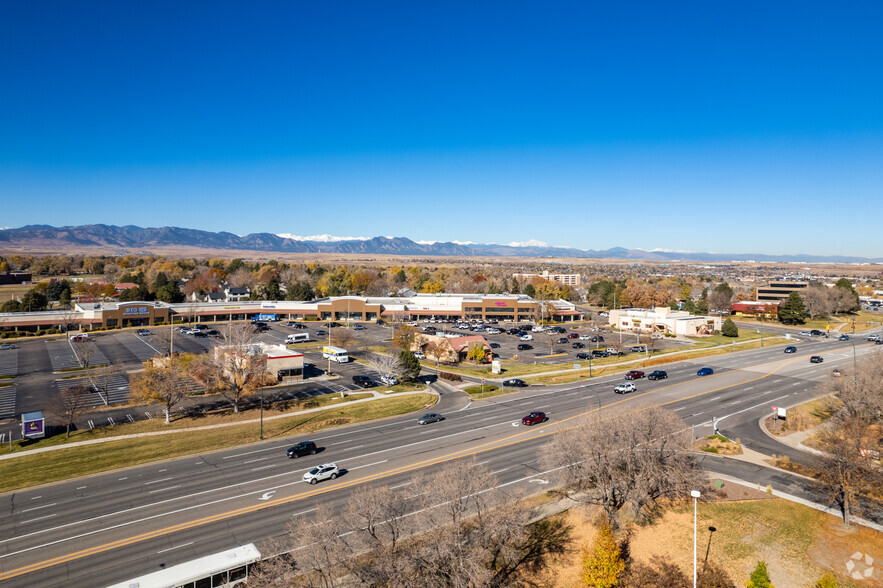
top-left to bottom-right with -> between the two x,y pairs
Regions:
123,306 -> 150,316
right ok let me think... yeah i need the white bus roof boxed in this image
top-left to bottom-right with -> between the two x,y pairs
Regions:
105,543 -> 260,588
322,345 -> 347,353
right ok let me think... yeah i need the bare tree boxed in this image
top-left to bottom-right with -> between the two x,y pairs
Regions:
130,355 -> 193,423
367,351 -> 406,382
801,286 -> 829,319
89,362 -> 124,407
190,323 -> 260,413
815,417 -> 882,527
283,502 -> 350,587
330,328 -> 356,350
823,356 -> 883,425
47,383 -> 91,438
542,406 -> 705,528
57,309 -> 79,333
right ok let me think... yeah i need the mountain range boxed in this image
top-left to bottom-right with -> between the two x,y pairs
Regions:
0,224 -> 880,264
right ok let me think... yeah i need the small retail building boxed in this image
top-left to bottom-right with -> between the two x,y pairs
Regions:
608,307 -> 721,336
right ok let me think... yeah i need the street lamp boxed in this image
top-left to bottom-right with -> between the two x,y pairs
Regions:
691,489 -> 701,588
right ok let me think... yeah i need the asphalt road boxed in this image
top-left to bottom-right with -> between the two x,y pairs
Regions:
0,335 -> 880,586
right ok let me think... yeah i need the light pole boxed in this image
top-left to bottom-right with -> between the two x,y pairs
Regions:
691,489 -> 701,588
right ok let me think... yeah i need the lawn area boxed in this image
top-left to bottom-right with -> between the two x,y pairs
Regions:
766,396 -> 840,436
462,384 -> 501,399
0,393 -> 435,494
540,494 -> 881,587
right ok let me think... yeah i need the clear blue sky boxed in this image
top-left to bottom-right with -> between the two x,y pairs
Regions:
2,1 -> 882,256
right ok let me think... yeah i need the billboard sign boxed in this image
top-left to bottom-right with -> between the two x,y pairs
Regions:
21,411 -> 45,439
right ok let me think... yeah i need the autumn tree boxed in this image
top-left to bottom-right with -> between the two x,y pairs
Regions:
47,383 -> 91,438
190,324 -> 261,413
582,522 -> 624,588
466,342 -> 487,363
130,354 -> 194,424
392,324 -> 417,351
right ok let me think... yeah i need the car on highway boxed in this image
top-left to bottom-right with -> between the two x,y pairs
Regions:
798,331 -> 812,337
696,367 -> 714,376
591,349 -> 609,358
784,346 -> 797,353
417,413 -> 444,425
868,334 -> 880,341
286,441 -> 318,459
136,329 -> 151,336
517,343 -> 533,351
572,342 -> 585,349
503,378 -> 528,387
303,463 -> 339,484
810,355 -> 824,363
353,324 -> 366,330
614,382 -> 637,394
380,375 -> 400,386
521,411 -> 547,426
624,370 -> 644,380
839,334 -> 850,341
647,370 -> 668,381
810,329 -> 827,337
0,343 -> 16,350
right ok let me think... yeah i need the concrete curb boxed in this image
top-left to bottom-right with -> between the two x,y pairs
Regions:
0,389 -> 438,462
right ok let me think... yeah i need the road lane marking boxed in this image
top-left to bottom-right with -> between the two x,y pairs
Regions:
148,486 -> 181,494
251,465 -> 277,472
144,477 -> 173,486
18,503 -> 57,514
157,542 -> 193,554
21,514 -> 56,525
30,496 -> 41,500
241,457 -> 268,464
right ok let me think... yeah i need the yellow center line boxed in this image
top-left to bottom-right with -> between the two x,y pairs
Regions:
0,352 -> 811,581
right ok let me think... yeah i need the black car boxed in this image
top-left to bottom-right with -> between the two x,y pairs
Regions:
192,331 -> 209,338
353,324 -> 366,330
810,329 -> 827,338
572,342 -> 585,349
254,324 -> 270,332
591,349 -> 609,358
784,346 -> 797,353
810,355 -> 823,363
838,334 -> 849,341
205,329 -> 220,336
286,441 -> 318,459
504,379 -> 528,387
507,328 -> 520,335
647,370 -> 668,381
517,343 -> 533,351
352,375 -> 377,387
316,329 -> 327,336
576,352 -> 591,360
557,337 -> 569,344
489,342 -> 501,348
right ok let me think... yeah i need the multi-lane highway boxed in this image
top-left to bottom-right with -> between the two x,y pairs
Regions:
0,335 -> 879,586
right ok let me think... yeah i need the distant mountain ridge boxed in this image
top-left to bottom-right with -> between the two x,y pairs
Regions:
0,224 -> 880,263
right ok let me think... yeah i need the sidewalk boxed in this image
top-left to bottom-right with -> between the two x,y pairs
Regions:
0,388 -> 438,462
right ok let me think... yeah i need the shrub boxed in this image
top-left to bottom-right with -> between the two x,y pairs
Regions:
721,318 -> 739,337
438,371 -> 462,382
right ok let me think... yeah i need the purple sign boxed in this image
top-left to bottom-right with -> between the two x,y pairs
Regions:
22,412 -> 45,439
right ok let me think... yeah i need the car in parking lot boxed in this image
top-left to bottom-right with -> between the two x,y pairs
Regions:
287,441 -> 318,459
567,333 -> 579,339
413,351 -> 426,359
578,334 -> 593,341
254,324 -> 270,332
192,330 -> 209,338
417,413 -> 444,425
205,329 -> 221,337
0,343 -> 16,350
576,352 -> 591,360
810,329 -> 827,337
520,334 -> 533,341
839,334 -> 849,341
69,333 -> 90,342
506,328 -> 520,335
489,342 -> 500,348
521,411 -> 546,426
556,337 -> 569,344
798,331 -> 812,337
352,375 -> 377,387
572,341 -> 585,349
696,367 -> 714,376
136,329 -> 151,336
810,355 -> 824,363
624,370 -> 644,380
877,339 -> 883,345
315,329 -> 327,336
353,324 -> 366,330
285,321 -> 307,328
615,382 -> 637,394
380,375 -> 400,386
517,343 -> 533,351
302,463 -> 339,484
504,378 -> 528,387
784,346 -> 797,353
647,370 -> 668,380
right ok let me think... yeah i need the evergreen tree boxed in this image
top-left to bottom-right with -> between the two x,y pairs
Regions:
286,281 -> 314,301
397,349 -> 421,380
582,523 -> 624,588
778,292 -> 808,325
747,561 -> 774,588
20,289 -> 48,312
721,318 -> 739,337
393,269 -> 407,283
156,281 -> 184,303
522,284 -> 536,298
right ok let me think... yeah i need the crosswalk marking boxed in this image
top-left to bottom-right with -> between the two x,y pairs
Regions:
0,385 -> 16,419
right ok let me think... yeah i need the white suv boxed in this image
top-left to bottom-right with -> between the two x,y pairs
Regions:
303,463 -> 339,485
380,375 -> 400,386
868,334 -> 881,341
520,334 -> 533,341
614,382 -> 637,394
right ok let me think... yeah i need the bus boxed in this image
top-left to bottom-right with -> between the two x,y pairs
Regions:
285,332 -> 311,344
106,543 -> 261,587
322,345 -> 349,363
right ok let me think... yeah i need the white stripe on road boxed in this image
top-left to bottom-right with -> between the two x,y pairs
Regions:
157,541 -> 194,554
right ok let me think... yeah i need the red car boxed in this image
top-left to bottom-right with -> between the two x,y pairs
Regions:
567,333 -> 579,339
624,370 -> 645,380
521,411 -> 547,426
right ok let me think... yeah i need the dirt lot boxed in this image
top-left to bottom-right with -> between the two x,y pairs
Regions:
537,485 -> 882,587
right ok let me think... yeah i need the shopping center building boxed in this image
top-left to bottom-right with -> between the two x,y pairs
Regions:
0,294 -> 583,333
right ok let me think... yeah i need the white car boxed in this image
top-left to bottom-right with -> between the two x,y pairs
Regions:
406,322 -> 418,327
868,334 -> 881,341
413,352 -> 426,359
380,375 -> 400,386
579,334 -> 592,340
614,382 -> 637,394
485,328 -> 501,334
520,334 -> 533,341
531,325 -> 545,332
302,463 -> 339,485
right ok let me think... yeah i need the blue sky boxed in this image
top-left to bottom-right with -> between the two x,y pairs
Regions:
2,1 -> 882,256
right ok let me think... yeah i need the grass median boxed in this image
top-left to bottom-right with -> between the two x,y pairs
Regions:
0,393 -> 435,494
